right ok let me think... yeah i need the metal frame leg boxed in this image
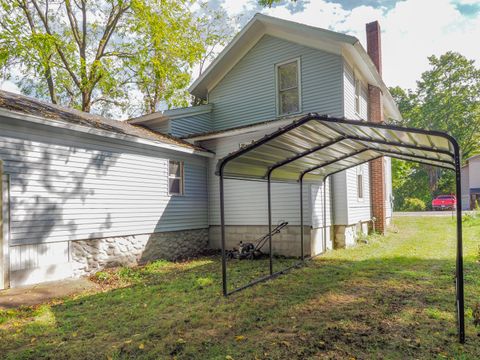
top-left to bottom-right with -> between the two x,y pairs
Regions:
454,148 -> 465,344
323,177 -> 327,253
268,174 -> 273,275
300,176 -> 304,261
220,173 -> 227,296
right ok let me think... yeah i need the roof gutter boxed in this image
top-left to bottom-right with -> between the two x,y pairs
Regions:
0,108 -> 213,158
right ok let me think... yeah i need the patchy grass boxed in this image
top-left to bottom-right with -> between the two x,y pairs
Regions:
0,216 -> 479,359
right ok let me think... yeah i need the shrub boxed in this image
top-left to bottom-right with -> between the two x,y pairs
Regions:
403,197 -> 426,211
462,212 -> 477,224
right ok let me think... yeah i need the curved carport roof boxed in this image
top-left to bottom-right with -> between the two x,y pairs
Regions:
216,114 -> 456,182
216,114 -> 464,343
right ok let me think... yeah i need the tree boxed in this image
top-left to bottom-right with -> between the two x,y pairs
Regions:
258,0 -> 296,7
415,52 -> 480,160
390,52 -> 480,209
0,0 -> 227,115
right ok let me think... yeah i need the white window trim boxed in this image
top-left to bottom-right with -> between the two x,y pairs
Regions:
275,57 -> 302,117
168,160 -> 185,196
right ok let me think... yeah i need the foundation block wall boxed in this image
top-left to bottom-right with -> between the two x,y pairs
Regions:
71,229 -> 209,276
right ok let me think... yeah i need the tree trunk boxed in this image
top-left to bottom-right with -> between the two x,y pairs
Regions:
45,63 -> 57,104
82,91 -> 91,112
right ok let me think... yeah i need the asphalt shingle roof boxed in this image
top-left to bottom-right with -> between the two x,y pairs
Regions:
0,90 -> 208,153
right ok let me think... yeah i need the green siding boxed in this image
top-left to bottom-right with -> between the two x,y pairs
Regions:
209,35 -> 344,131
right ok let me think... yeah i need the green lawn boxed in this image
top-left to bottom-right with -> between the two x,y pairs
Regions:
1,216 -> 479,359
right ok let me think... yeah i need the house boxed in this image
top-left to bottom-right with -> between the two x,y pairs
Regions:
461,154 -> 480,210
0,14 -> 400,289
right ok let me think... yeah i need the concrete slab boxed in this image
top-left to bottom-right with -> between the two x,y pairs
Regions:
0,278 -> 99,309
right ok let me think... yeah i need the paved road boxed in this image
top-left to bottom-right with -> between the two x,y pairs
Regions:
394,211 -> 468,217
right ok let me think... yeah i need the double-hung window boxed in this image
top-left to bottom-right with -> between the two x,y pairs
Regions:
276,58 -> 301,116
168,160 -> 184,196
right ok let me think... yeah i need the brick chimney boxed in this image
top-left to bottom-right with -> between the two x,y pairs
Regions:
366,21 -> 386,234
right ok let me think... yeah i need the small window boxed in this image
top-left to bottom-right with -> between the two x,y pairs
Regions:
276,59 -> 301,115
169,160 -> 184,196
354,75 -> 361,115
357,166 -> 364,200
357,174 -> 363,199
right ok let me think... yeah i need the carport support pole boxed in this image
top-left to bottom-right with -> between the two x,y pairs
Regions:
454,146 -> 465,344
268,174 -> 273,275
300,176 -> 304,261
220,172 -> 227,296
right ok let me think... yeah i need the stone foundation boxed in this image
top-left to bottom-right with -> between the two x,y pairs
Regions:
209,225 -> 311,257
333,221 -> 369,248
71,229 -> 208,276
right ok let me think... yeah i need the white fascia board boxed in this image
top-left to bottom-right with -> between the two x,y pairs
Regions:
0,108 -> 213,158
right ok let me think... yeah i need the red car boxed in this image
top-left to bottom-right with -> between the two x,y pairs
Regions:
432,195 -> 456,210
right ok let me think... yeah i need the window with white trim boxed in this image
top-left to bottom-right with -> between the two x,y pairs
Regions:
168,160 -> 184,196
354,74 -> 361,115
357,166 -> 364,200
276,59 -> 301,116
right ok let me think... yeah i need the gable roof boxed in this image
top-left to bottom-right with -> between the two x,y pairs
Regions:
189,13 -> 401,121
0,90 -> 211,156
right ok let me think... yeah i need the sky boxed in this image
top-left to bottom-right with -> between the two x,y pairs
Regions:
214,0 -> 480,90
1,0 -> 479,96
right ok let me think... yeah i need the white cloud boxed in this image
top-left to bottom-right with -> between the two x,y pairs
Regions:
0,80 -> 21,94
220,0 -> 480,90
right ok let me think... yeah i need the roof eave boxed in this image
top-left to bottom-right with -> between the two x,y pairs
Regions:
0,107 -> 214,158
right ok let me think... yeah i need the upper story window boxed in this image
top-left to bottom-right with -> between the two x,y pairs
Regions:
169,160 -> 184,196
354,74 -> 361,115
276,58 -> 301,116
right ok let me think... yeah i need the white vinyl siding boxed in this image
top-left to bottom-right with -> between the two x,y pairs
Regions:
149,112 -> 212,138
201,129 -> 314,226
346,163 -> 371,224
209,35 -> 343,131
170,112 -> 212,137
343,61 -> 368,120
311,179 -> 332,228
330,61 -> 372,226
332,172 -> 348,225
0,117 -> 208,278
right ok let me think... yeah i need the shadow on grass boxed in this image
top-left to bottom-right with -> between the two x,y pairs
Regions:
1,253 -> 478,359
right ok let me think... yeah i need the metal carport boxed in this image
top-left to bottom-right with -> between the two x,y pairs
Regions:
216,113 -> 465,343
